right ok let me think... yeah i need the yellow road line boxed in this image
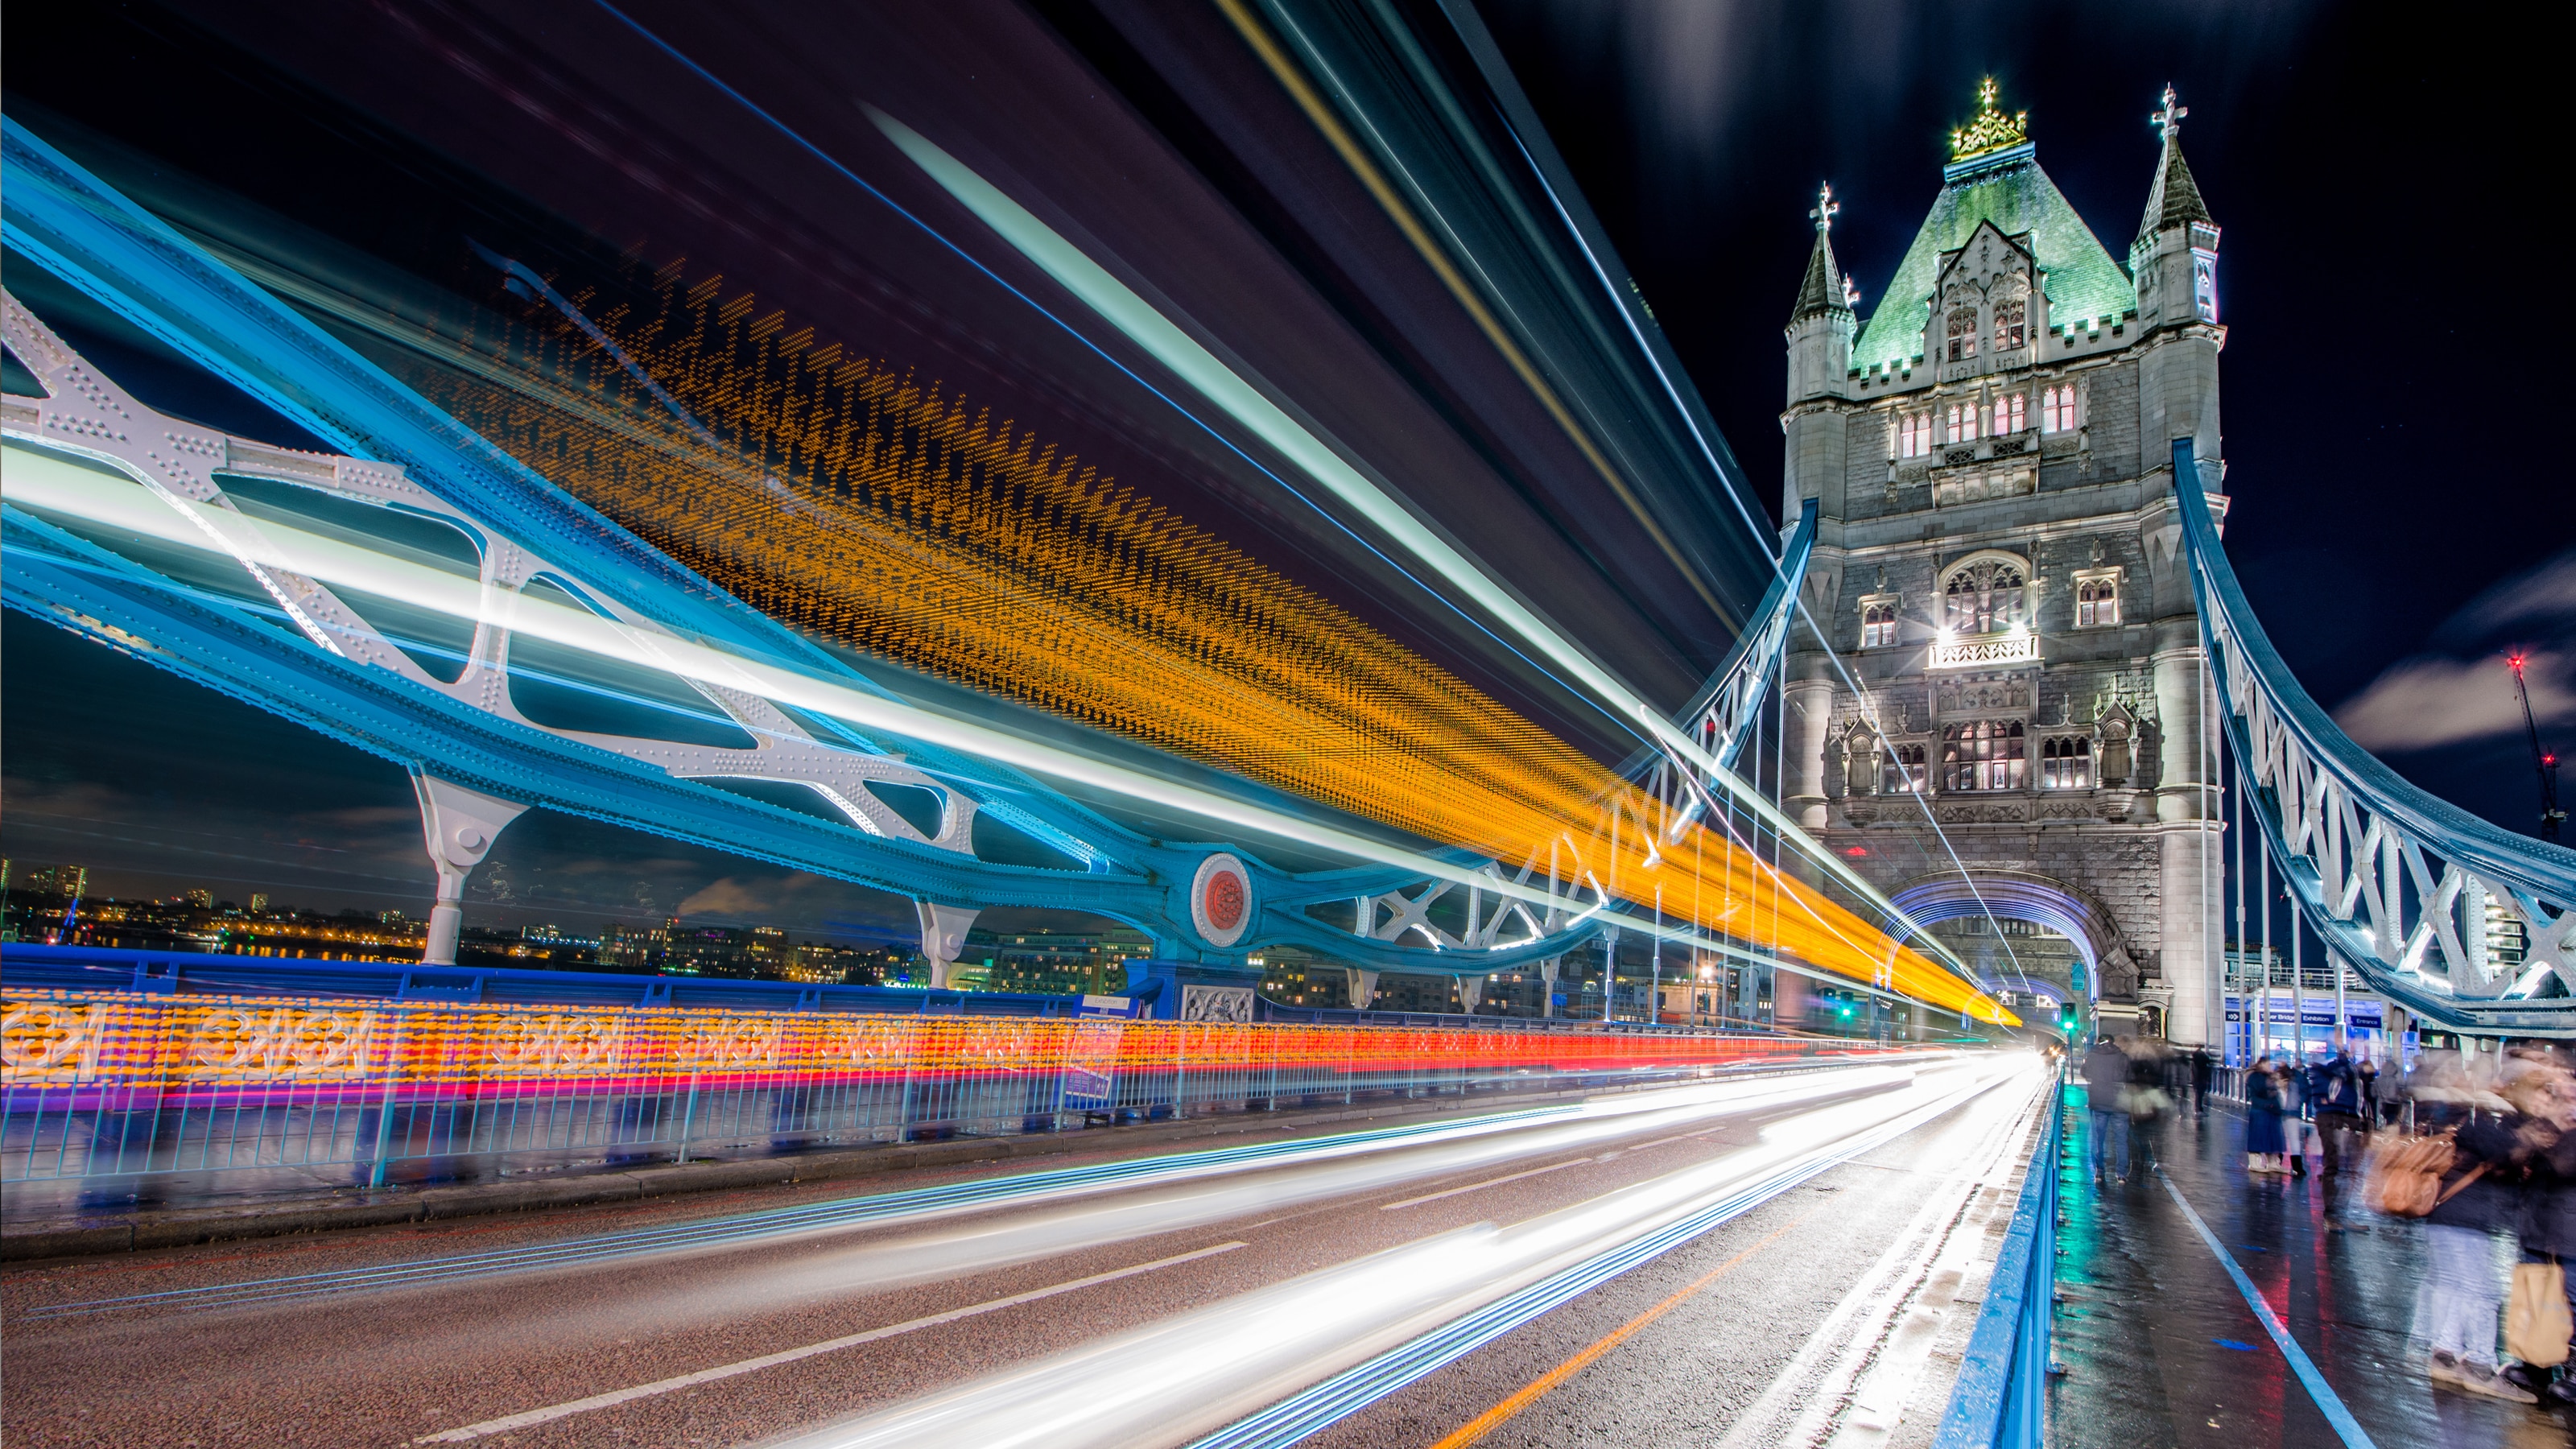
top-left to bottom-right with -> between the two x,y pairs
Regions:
1429,1218 -> 1806,1449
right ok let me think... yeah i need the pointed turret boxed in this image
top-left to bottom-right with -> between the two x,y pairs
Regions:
2130,85 -> 2222,333
2136,89 -> 2214,246
1790,187 -> 1851,324
2127,85 -> 2224,489
1785,184 -> 1856,404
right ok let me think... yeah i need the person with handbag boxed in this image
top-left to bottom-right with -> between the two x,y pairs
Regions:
2503,1067 -> 2576,1403
2421,1092 -> 2538,1402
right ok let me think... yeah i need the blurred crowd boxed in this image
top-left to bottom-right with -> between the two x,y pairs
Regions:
2078,1032 -> 2576,1407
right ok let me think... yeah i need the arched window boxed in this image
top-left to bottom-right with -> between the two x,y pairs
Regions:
1945,308 -> 1979,362
1997,393 -> 2026,434
1945,403 -> 1979,445
2041,385 -> 2076,434
1860,601 -> 1899,649
1941,720 -> 2026,792
1943,559 -> 2027,634
1898,413 -> 1932,459
2075,575 -> 2121,628
1881,743 -> 1926,794
2041,736 -> 2092,789
1993,296 -> 2026,353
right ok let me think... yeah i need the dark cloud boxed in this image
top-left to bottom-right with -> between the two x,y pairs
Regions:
2335,547 -> 2576,755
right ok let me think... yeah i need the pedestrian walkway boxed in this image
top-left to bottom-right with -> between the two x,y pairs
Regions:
2047,1081 -> 2562,1447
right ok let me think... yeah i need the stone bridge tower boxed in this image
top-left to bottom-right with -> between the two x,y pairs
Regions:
1779,83 -> 2225,1043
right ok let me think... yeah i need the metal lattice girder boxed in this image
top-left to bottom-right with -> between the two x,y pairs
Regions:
2173,440 -> 2576,1032
1616,501 -> 1815,841
0,114 -> 1951,1008
2,117 -> 1635,977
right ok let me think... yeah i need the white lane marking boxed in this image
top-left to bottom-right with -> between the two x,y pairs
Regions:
1713,1083 -> 2036,1449
1823,1132 -> 2028,1445
1382,1123 -> 1730,1212
413,1241 -> 1247,1443
1380,1159 -> 1587,1210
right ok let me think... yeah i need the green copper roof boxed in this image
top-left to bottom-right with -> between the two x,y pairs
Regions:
1851,155 -> 2136,373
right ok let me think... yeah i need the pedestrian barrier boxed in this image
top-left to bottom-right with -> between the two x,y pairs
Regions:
1930,1080 -> 2064,1449
1,959 -> 1870,1190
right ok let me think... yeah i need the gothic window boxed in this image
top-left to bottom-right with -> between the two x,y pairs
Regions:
1881,742 -> 1926,794
1940,720 -> 2026,792
1943,559 -> 2027,634
1898,413 -> 1933,459
1945,403 -> 1979,444
2074,569 -> 2121,628
1993,297 -> 2026,353
2041,735 -> 2093,789
2041,385 -> 2076,434
1997,393 -> 2026,434
1945,307 -> 1979,362
1860,600 -> 1899,649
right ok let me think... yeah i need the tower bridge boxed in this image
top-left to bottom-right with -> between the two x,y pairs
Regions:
2,5 -> 2573,1444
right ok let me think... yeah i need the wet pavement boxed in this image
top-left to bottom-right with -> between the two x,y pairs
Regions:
2050,1080 -> 2567,1447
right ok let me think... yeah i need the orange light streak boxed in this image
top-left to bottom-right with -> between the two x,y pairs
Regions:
359,271 -> 1992,1018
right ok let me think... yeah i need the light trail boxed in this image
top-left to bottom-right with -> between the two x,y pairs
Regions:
413,1241 -> 1250,1443
762,1057 -> 2040,1449
864,109 -> 1963,977
3,438 -> 2004,1017
31,1060 -> 1906,1319
547,6 -> 1982,993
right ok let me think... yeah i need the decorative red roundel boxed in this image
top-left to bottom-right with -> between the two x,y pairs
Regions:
1203,870 -> 1246,932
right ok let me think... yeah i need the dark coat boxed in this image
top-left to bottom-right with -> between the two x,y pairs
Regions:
2245,1069 -> 2289,1156
2081,1044 -> 2126,1113
2520,1125 -> 2576,1258
2429,1113 -> 2527,1235
2311,1054 -> 2363,1117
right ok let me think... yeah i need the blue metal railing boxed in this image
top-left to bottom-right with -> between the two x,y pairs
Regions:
1931,1080 -> 2063,1449
2,945 -> 1860,1197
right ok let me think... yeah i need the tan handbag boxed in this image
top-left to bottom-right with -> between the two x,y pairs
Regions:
2510,1261 -> 2574,1368
2363,1132 -> 2466,1217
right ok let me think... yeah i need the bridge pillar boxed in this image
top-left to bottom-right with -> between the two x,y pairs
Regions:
1785,673 -> 1836,830
1344,968 -> 1378,1010
915,902 -> 982,989
410,771 -> 527,966
1456,973 -> 1484,1014
2153,633 -> 2223,1047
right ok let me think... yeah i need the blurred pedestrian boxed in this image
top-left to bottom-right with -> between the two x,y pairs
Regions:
2421,1073 -> 2540,1402
2313,1037 -> 2368,1177
2191,1046 -> 2215,1117
2504,1065 -> 2576,1404
2246,1056 -> 2289,1174
2124,1035 -> 2173,1178
2083,1034 -> 2128,1187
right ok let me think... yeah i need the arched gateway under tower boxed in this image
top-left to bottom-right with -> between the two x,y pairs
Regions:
1781,81 -> 2226,1043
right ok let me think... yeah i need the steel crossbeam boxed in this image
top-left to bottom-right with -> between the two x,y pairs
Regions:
0,116 -> 1872,989
2173,441 -> 2576,1031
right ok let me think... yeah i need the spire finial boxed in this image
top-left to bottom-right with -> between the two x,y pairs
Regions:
1810,182 -> 1839,235
1949,79 -> 2029,163
2151,85 -> 2187,142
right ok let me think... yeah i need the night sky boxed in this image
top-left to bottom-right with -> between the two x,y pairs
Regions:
1476,0 -> 2573,828
3,1 -> 2568,943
